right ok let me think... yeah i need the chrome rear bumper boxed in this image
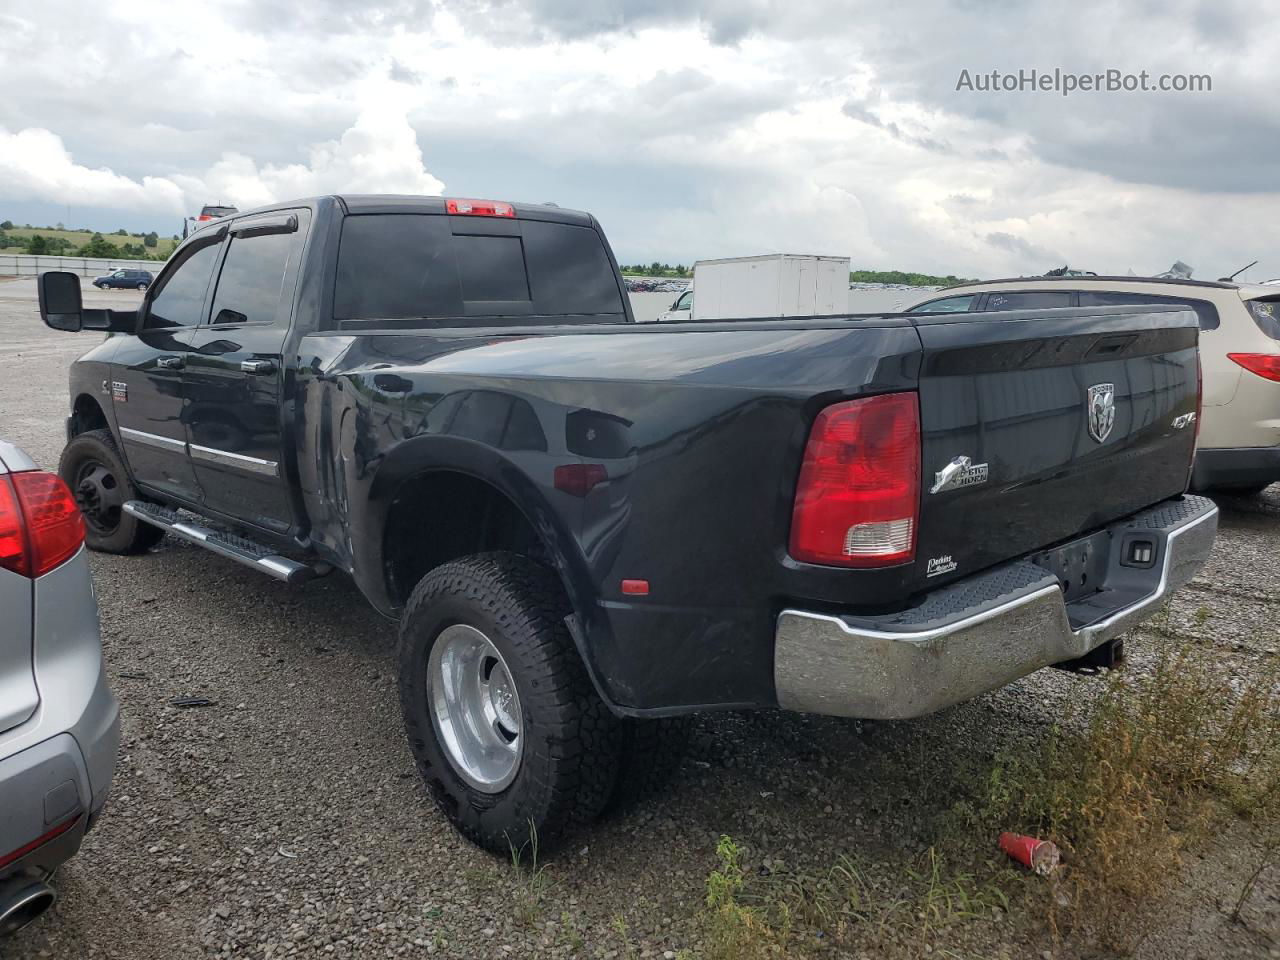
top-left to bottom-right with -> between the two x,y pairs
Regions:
775,496 -> 1218,719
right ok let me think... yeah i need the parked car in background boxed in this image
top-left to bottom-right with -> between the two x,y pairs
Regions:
0,440 -> 118,937
656,286 -> 693,322
908,276 -> 1280,494
92,269 -> 152,291
181,204 -> 238,240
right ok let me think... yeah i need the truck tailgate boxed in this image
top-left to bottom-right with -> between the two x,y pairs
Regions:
911,305 -> 1200,589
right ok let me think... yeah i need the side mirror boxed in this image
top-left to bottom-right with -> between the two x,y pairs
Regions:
38,271 -> 83,331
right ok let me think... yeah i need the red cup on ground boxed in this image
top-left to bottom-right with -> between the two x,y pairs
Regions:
999,832 -> 1061,875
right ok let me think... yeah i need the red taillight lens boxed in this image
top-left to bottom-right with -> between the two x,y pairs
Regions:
1228,352 -> 1280,382
0,477 -> 26,576
446,198 -> 516,218
789,393 -> 921,568
0,472 -> 85,578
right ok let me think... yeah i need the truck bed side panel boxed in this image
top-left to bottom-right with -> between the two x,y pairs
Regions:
302,322 -> 922,711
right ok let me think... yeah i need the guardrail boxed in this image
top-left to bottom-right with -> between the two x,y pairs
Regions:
0,254 -> 166,279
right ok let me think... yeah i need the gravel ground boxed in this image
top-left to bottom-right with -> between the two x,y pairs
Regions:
0,276 -> 1277,959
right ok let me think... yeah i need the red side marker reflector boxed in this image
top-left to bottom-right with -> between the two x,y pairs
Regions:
621,579 -> 650,596
0,815 -> 81,872
553,463 -> 607,497
446,198 -> 516,218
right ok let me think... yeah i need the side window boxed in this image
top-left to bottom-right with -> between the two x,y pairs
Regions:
1077,291 -> 1219,331
208,231 -> 295,325
907,295 -> 974,313
674,291 -> 693,311
985,291 -> 1074,310
146,243 -> 221,329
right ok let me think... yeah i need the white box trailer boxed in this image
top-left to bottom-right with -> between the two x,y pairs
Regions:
689,254 -> 850,321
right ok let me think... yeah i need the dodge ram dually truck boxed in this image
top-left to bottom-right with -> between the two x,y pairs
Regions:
37,195 -> 1218,852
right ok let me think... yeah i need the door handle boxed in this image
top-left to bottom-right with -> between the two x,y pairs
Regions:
240,359 -> 277,375
156,355 -> 185,370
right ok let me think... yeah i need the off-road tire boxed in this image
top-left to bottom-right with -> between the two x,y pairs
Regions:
398,552 -> 621,854
58,429 -> 164,554
604,716 -> 693,813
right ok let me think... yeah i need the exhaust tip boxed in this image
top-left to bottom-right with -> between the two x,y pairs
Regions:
0,882 -> 55,937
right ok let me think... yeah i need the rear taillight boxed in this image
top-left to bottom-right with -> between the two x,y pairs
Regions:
789,392 -> 921,568
1228,352 -> 1280,382
0,471 -> 85,578
446,198 -> 516,218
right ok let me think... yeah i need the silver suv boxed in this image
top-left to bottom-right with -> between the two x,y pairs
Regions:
0,440 -> 118,937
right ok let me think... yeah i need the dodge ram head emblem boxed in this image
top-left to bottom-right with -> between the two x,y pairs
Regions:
1086,383 -> 1115,443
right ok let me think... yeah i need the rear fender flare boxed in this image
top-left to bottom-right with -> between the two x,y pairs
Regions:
353,435 -> 597,626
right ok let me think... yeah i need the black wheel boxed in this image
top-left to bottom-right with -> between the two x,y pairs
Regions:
398,552 -> 621,854
58,429 -> 163,554
604,716 -> 692,814
137,282 -> 149,292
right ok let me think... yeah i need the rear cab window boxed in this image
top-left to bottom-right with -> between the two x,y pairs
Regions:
334,211 -> 626,325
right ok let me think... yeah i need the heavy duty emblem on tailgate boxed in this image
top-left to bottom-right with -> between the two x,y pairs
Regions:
1086,383 -> 1116,443
929,455 -> 989,494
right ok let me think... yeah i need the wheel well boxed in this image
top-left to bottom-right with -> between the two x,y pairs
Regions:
383,471 -> 553,609
71,394 -> 109,436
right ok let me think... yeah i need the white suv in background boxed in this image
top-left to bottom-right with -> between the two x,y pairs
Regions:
907,277 -> 1280,494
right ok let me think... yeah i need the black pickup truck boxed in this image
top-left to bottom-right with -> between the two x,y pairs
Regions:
38,195 -> 1218,851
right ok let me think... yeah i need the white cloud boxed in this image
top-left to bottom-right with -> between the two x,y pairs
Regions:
0,126 -> 186,214
2,1 -> 1279,281
0,103 -> 444,216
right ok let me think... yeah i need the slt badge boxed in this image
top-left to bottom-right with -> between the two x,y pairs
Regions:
930,455 -> 989,495
1087,382 -> 1116,443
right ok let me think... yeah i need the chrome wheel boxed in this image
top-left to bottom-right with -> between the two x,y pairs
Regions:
427,624 -> 523,793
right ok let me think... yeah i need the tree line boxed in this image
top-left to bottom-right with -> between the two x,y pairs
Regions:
619,263 -> 977,286
618,262 -> 690,277
849,269 -> 977,286
0,221 -> 174,260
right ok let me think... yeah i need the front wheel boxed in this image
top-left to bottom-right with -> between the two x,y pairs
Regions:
58,429 -> 163,554
398,552 -> 621,854
136,282 -> 149,292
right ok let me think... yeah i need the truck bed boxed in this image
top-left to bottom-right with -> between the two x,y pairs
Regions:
302,303 -> 1199,712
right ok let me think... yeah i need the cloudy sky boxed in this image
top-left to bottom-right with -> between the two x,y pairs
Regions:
2,0 -> 1277,280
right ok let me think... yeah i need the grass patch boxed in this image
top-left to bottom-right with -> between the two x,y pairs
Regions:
509,823 -> 554,927
700,836 -> 1007,957
694,623 -> 1280,957
958,633 -> 1280,951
